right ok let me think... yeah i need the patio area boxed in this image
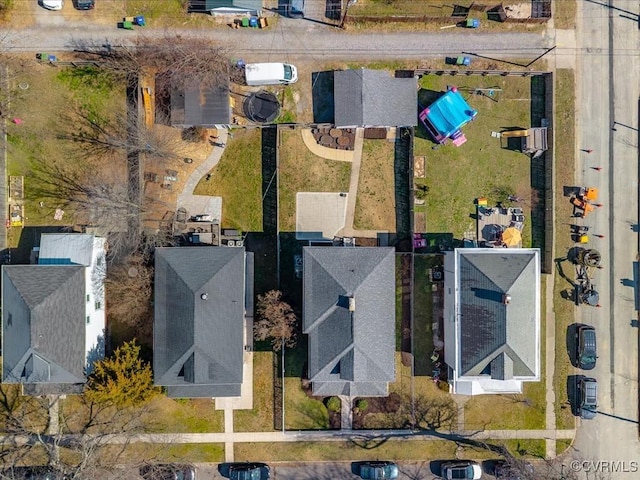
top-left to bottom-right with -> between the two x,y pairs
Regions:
476,205 -> 525,247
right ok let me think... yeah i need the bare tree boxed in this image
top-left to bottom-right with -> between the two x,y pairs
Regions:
72,33 -> 230,92
106,253 -> 154,340
254,290 -> 298,351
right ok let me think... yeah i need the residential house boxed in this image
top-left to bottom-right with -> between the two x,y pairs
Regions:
154,247 -> 253,398
2,234 -> 107,394
443,248 -> 541,395
333,68 -> 418,128
303,247 -> 396,396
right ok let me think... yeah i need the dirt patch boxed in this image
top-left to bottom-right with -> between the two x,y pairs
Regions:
352,393 -> 403,429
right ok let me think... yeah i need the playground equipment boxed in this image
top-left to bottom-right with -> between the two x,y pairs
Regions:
500,128 -> 549,155
140,69 -> 156,128
419,86 -> 478,146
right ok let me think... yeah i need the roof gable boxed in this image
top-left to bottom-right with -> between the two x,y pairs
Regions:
457,250 -> 539,379
303,247 -> 396,396
2,265 -> 87,385
154,247 -> 246,397
334,69 -> 418,128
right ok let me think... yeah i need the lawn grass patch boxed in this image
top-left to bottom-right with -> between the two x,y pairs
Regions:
499,439 -> 546,459
283,378 -> 329,430
416,75 -> 533,243
553,69 -> 577,430
556,438 -> 572,455
235,440 -> 458,462
553,0 -> 576,29
194,128 -> 263,231
413,254 -> 441,375
7,64 -> 124,229
95,443 -> 224,464
278,129 -> 351,232
141,397 -> 224,433
234,352 -> 275,432
354,138 -> 396,230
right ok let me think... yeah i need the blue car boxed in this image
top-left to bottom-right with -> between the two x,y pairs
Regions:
358,461 -> 399,479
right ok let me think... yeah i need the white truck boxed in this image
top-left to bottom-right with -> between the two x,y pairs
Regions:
244,63 -> 298,86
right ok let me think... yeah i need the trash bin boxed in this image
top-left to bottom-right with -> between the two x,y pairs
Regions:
134,15 -> 145,26
241,17 -> 249,27
249,16 -> 258,28
122,20 -> 134,30
466,18 -> 480,28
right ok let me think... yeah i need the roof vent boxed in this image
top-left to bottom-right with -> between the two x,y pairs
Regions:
502,293 -> 511,305
348,297 -> 356,312
201,293 -> 208,300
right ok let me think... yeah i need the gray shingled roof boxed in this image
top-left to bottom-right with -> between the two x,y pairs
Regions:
38,233 -> 96,266
171,79 -> 231,127
303,247 -> 396,396
2,266 -> 86,386
457,250 -> 538,379
333,69 -> 418,128
154,247 -> 247,398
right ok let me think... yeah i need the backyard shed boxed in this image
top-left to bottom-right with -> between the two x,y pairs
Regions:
171,79 -> 231,128
333,68 -> 418,128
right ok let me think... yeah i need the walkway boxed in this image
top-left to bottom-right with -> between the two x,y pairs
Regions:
104,428 -> 576,445
176,128 -> 228,217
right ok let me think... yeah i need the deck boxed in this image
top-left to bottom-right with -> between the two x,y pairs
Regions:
476,206 -> 525,247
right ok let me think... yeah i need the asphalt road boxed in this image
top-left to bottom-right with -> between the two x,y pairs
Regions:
570,0 -> 640,479
0,15 -> 553,60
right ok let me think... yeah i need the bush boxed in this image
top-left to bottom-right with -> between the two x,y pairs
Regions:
356,399 -> 369,411
326,396 -> 341,412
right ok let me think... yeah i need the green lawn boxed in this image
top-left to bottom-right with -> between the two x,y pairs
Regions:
194,128 -> 263,231
553,0 -> 576,29
283,378 -> 329,430
556,438 -> 573,456
235,440 -> 458,462
416,75 -> 534,244
95,443 -> 225,464
553,70 -> 578,430
278,129 -> 351,232
234,352 -> 275,432
141,397 -> 224,433
413,255 -> 441,376
353,139 -> 396,230
499,439 -> 546,459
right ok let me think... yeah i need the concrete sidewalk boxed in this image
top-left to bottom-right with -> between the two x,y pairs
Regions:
109,428 -> 575,445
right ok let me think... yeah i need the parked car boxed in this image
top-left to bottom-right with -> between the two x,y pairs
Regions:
357,461 -> 399,479
494,459 -> 535,479
74,0 -> 94,9
576,324 -> 597,370
41,0 -> 63,10
139,464 -> 196,480
578,377 -> 598,419
244,63 -> 298,86
440,461 -> 482,480
228,463 -> 270,480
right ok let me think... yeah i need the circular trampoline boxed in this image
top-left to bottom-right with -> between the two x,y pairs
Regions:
244,90 -> 280,123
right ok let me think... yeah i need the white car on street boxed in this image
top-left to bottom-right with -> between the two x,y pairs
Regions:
42,0 -> 63,10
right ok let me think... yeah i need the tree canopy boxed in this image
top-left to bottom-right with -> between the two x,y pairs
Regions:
85,340 -> 157,407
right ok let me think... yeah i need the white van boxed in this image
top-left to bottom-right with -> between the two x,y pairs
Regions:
244,63 -> 298,86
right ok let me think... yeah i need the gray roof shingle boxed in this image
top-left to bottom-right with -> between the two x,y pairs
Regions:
334,69 -> 418,128
171,79 -> 231,127
303,247 -> 396,396
457,250 -> 538,379
154,247 -> 247,398
2,265 -> 87,387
